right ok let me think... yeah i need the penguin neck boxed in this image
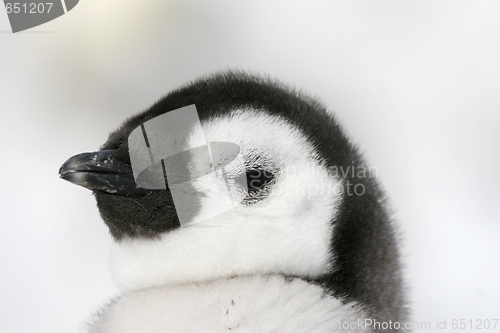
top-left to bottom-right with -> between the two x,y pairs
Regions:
109,212 -> 335,292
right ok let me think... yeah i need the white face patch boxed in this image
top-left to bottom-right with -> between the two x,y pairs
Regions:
111,109 -> 342,292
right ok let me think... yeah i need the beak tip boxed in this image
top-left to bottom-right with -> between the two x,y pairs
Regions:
58,150 -> 151,196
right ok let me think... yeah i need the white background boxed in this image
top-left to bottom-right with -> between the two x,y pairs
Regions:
1,1 -> 499,332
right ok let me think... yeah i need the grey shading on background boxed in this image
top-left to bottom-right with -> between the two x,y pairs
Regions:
64,0 -> 78,12
128,105 -> 248,226
4,0 -> 79,33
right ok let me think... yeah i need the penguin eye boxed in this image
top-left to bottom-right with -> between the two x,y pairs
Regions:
245,168 -> 275,196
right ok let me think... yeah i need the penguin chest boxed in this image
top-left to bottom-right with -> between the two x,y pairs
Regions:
86,275 -> 369,333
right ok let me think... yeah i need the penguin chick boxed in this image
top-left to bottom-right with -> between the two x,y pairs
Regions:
60,71 -> 409,332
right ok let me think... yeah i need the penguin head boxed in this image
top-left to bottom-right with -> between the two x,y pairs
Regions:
60,71 -> 407,323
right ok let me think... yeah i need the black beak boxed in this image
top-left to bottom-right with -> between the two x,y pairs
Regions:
59,149 -> 152,196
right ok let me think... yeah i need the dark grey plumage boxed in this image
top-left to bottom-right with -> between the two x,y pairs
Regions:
60,71 -> 410,332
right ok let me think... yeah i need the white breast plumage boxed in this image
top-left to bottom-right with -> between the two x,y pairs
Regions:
87,276 -> 369,333
60,71 -> 409,333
